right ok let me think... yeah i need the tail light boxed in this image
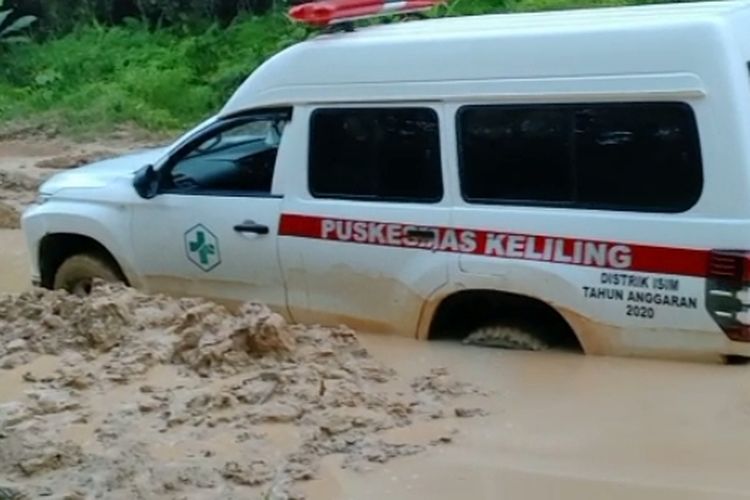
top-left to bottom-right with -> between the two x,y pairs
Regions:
707,250 -> 750,342
289,0 -> 444,27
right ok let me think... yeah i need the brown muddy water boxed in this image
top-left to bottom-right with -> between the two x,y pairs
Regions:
2,227 -> 750,499
0,229 -> 31,293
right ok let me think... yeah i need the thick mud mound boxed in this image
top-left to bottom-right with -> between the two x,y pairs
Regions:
0,202 -> 19,229
0,284 -> 295,374
0,284 -> 487,499
34,151 -> 116,170
0,170 -> 40,194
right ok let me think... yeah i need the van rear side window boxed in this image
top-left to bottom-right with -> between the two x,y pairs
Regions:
457,103 -> 703,212
309,108 -> 443,203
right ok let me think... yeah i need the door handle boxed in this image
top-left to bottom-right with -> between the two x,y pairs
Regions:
234,221 -> 270,235
405,228 -> 436,241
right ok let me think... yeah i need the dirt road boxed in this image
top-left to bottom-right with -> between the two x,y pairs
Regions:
3,139 -> 750,499
0,134 -> 163,229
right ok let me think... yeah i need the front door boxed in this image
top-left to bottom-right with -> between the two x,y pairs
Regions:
130,109 -> 292,312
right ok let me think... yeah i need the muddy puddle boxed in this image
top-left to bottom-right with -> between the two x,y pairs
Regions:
3,138 -> 750,499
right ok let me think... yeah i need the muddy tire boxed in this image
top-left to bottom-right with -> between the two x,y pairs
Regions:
462,325 -> 550,351
53,253 -> 123,296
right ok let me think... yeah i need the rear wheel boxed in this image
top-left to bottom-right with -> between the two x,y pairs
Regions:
462,324 -> 550,351
53,253 -> 123,296
429,290 -> 583,352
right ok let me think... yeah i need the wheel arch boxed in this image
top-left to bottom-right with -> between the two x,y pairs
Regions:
38,233 -> 129,289
418,287 -> 584,352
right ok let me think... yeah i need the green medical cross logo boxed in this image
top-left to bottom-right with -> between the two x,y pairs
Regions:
190,231 -> 215,264
185,224 -> 221,272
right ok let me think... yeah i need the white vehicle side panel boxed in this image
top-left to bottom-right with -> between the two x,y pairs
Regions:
130,195 -> 288,313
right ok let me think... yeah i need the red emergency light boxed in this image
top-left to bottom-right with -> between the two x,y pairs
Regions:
289,0 -> 444,27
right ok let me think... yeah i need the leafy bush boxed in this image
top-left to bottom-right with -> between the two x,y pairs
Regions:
0,10 -> 310,133
0,0 -> 35,44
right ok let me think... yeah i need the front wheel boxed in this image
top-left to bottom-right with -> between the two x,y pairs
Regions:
53,253 -> 123,296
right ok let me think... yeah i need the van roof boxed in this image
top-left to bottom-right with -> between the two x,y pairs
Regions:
331,0 -> 750,38
221,0 -> 750,114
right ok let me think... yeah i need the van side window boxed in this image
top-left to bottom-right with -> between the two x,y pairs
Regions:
309,108 -> 443,202
458,103 -> 703,212
457,107 -> 573,203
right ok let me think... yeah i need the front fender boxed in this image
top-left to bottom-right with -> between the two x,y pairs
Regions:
21,198 -> 141,288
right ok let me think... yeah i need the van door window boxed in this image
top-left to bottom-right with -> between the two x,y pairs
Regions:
309,108 -> 443,202
162,113 -> 289,196
457,102 -> 702,213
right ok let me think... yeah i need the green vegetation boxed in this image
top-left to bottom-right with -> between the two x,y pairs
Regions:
0,0 -> 687,136
0,13 -> 308,134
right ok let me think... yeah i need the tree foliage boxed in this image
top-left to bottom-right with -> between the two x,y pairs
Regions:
5,0 -> 281,33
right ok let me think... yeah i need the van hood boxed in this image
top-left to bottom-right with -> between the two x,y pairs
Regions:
40,147 -> 169,194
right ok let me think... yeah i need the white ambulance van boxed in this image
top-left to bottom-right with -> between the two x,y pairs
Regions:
20,0 -> 750,362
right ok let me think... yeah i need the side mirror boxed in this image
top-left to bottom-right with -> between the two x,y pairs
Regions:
133,164 -> 160,199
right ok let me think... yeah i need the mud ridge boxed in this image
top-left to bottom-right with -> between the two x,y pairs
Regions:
0,283 -> 488,499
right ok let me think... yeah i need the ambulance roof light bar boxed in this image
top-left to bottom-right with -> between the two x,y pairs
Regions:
289,0 -> 445,30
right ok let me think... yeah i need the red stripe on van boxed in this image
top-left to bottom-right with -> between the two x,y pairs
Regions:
280,213 -> 323,238
278,213 -> 711,278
